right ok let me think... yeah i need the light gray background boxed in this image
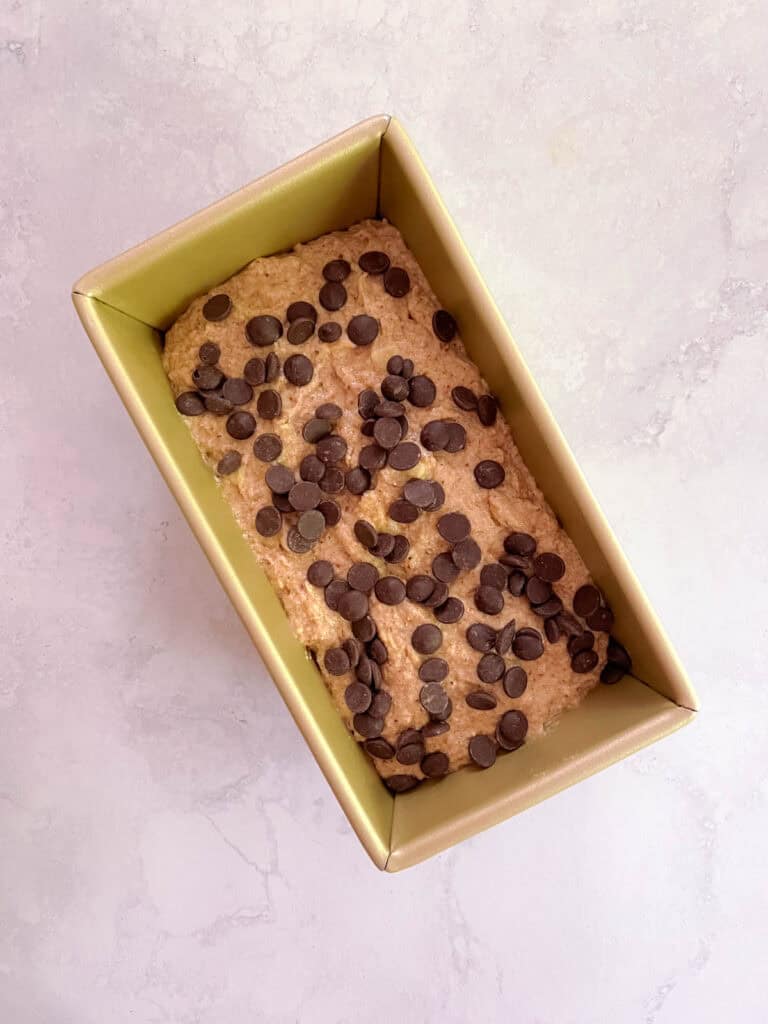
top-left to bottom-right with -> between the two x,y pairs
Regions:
2,2 -> 767,1022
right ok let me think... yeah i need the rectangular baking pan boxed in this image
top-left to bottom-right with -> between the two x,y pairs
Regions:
72,115 -> 698,871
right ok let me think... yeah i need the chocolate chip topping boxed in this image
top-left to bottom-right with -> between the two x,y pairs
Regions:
307,560 -> 334,587
532,596 -> 564,618
476,652 -> 505,682
504,532 -> 537,557
199,341 -> 221,365
374,576 -> 406,605
303,418 -> 332,444
204,392 -> 233,417
264,352 -> 280,382
253,433 -> 283,462
354,519 -> 378,549
480,563 -> 508,590
345,466 -> 370,495
435,597 -> 464,624
396,731 -> 424,765
365,738 -> 395,759
421,751 -> 450,778
373,416 -> 402,449
432,309 -> 457,342
347,562 -> 379,593
423,579 -> 449,609
220,378 -> 252,406
319,467 -> 345,493
359,250 -> 390,274
176,391 -> 205,416
318,500 -> 341,527
466,622 -> 497,653
336,589 -> 369,622
499,709 -> 528,744
257,389 -> 282,419
466,691 -> 498,711
512,627 -> 544,661
323,259 -> 351,282
352,615 -> 377,643
202,293 -> 232,321
526,576 -> 552,605
420,420 -> 450,452
477,394 -> 498,427
572,649 -> 599,673
437,512 -> 470,544
321,647 -> 349,677
474,460 -> 505,489
386,774 -> 420,793
358,389 -> 379,419
387,535 -> 410,564
226,411 -> 256,439
444,421 -> 467,452
545,618 -> 561,643
453,538 -> 482,571
354,713 -> 384,739
468,735 -> 497,769
370,691 -> 392,719
422,721 -> 450,738
243,357 -> 266,386
216,450 -> 241,475
383,266 -> 410,297
255,505 -> 281,537
245,315 -> 282,346
381,375 -> 410,401
193,364 -> 224,390
451,386 -> 477,412
495,619 -> 516,656
295,511 -> 324,543
369,637 -> 388,664
408,375 -> 437,408
287,300 -> 317,323
287,318 -> 315,345
316,434 -> 347,464
474,585 -> 504,615
389,499 -> 419,524
573,584 -> 600,618
411,623 -> 442,654
289,481 -> 322,512
432,552 -> 460,584
507,571 -> 527,597
347,314 -> 379,346
407,575 -> 435,604
318,321 -> 342,343
319,281 -> 346,311
416,659 -> 447,686
587,606 -> 615,632
503,666 -> 528,698
265,464 -> 294,494
344,681 -> 373,713
283,353 -> 314,387
388,442 -> 421,471
533,552 -> 565,582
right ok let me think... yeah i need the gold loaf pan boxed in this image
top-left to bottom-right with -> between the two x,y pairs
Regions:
72,116 -> 698,871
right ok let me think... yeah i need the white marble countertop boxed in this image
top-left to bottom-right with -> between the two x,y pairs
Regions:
2,2 -> 767,1021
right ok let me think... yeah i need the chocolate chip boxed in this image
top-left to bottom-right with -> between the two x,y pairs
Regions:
175,391 -> 205,416
324,579 -> 350,611
600,663 -> 626,685
192,364 -> 224,390
432,552 -> 460,584
226,411 -> 256,439
347,314 -> 379,346
401,358 -> 414,378
365,738 -> 395,759
337,588 -> 369,622
370,690 -> 392,717
303,418 -> 331,445
499,709 -> 528,744
374,399 -> 406,419
545,617 -> 561,643
417,660 -> 447,686
370,533 -> 396,559
287,301 -> 317,323
422,721 -> 450,738
432,308 -> 457,342
374,576 -> 406,605
343,638 -> 363,668
418,422 -> 447,454
345,466 -> 370,495
307,560 -> 334,588
318,469 -> 343,498
403,479 -> 438,512
532,596 -> 564,618
373,417 -> 402,450
453,538 -> 482,571
533,552 -> 565,583
466,622 -> 497,653
475,585 -> 504,615
507,571 -> 527,597
346,562 -> 378,593
361,420 -> 375,437
256,389 -> 281,420
255,505 -> 281,537
437,512 -> 470,544
512,628 -> 544,661
469,735 -> 497,769
220,378 -> 252,406
354,519 -> 378,549
265,352 -> 280,382
586,606 -> 615,632
389,498 -> 419,524
407,575 -> 434,603
368,637 -> 388,665
450,388 -> 476,414
420,751 -> 449,777
396,736 -> 424,765
354,447 -> 383,477
386,535 -> 410,563
245,315 -> 282,346
199,341 -> 221,364
476,653 -> 505,683
287,524 -> 314,552
323,259 -> 351,282
423,579 -> 449,608
311,404 -> 338,424
388,442 -> 421,471
477,394 -> 498,427
480,563 -> 508,591
243,357 -> 266,386
434,597 -> 464,624
444,421 -> 467,453
383,266 -> 410,297
272,493 -> 293,513
299,510 -> 325,542
568,632 -> 595,657
344,681 -> 373,713
325,648 -> 352,677
474,460 -> 505,489
287,481 -> 321,513
316,321 -> 341,343
572,649 -> 599,674
358,389 -> 379,419
503,666 -> 528,699
381,375 -> 410,402
412,623 -> 442,654
353,713 -> 384,739
359,250 -> 390,274
608,637 -> 632,671
526,577 -> 552,606
287,317 -> 315,345
386,774 -> 420,793
283,353 -> 314,387
262,468 -> 293,499
216,450 -> 241,475
204,391 -> 232,415
408,375 -> 437,408
426,482 -> 446,511
201,294 -> 231,323
316,500 -> 339,528
319,281 -> 346,311
466,691 -> 498,711
495,620 -> 516,656
316,434 -> 347,464
352,615 -> 377,643
573,584 -> 601,618
504,532 -> 537,557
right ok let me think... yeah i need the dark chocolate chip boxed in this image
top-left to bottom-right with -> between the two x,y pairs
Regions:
202,294 -> 232,322
453,538 -> 482,571
316,434 -> 348,464
226,411 -> 256,439
352,615 -> 377,643
287,301 -> 317,323
432,552 -> 460,584
481,563 -> 509,590
504,532 -> 537,557
419,420 -> 448,453
264,464 -> 294,494
283,353 -> 314,386
289,481 -> 322,512
569,631 -> 596,656
365,738 -> 395,759
451,385 -> 477,411
468,735 -> 497,769
398,480 -> 431,510
422,721 -> 450,738
607,637 -> 632,671
271,492 -> 293,513
396,737 -> 425,766
386,774 -> 420,793
319,281 -> 346,311
572,649 -> 599,673
245,315 -> 282,346
407,575 -> 435,604
503,666 -> 528,699
432,309 -> 457,342
307,560 -> 334,587
353,713 -> 384,739
389,498 -> 419,524
326,648 -> 352,678
204,393 -> 232,415
437,512 -> 471,544
408,375 -> 437,408
526,576 -> 552,605
374,576 -> 406,605
243,357 -> 266,386
370,690 -> 392,717
324,579 -> 350,611
387,355 -> 404,375
322,259 -> 351,282
476,653 -> 505,682
600,663 -> 626,685
386,535 -> 410,563
466,691 -> 498,711
359,250 -> 390,274
533,552 -> 566,582
495,619 -> 516,656
586,606 -> 615,632
466,622 -> 497,653
545,617 -> 561,643
347,562 -> 379,593
368,637 -> 388,665
532,596 -> 564,618
221,378 -> 253,406
255,505 -> 281,537
512,628 -> 544,661
216,450 -> 242,475
252,433 -> 282,463
412,623 -> 443,655
475,585 -> 504,615
500,552 -> 533,572
418,659 -> 448,686
374,399 -> 406,419
298,457 -> 324,485
287,318 -> 315,345
337,589 -> 369,622
343,638 -> 362,668
199,341 -> 221,364
193,364 -> 224,390
294,514 -> 322,546
383,266 -> 410,297
316,402 -> 342,421
434,597 -> 464,624
373,417 -> 402,450
354,519 -> 378,549
370,532 -> 396,560
358,389 -> 379,419
361,419 -> 375,437
474,460 -> 505,489
388,442 -> 421,471
426,482 -> 446,511
356,445 -> 385,474
499,709 -> 528,744
477,394 -> 498,427
573,584 -> 601,618
318,321 -> 342,343
420,751 -> 450,778
344,681 -> 372,711
423,579 -> 449,608
443,421 -> 467,453
347,314 -> 379,346
507,571 -> 527,597
345,466 -> 370,495
256,389 -> 282,419
381,375 -> 410,401
318,499 -> 341,527
303,418 -> 332,444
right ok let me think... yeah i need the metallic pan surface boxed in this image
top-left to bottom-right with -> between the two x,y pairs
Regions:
73,115 -> 698,872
